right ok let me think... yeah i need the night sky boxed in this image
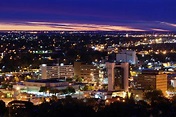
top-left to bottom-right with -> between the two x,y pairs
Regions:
0,0 -> 176,31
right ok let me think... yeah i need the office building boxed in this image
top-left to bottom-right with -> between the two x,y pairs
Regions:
60,64 -> 74,79
116,50 -> 138,64
74,62 -> 99,82
39,64 -> 74,79
171,78 -> 176,87
106,62 -> 129,91
135,70 -> 167,95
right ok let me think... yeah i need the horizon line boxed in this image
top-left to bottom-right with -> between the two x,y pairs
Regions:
0,21 -> 175,32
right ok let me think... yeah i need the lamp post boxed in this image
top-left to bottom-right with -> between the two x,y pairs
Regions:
15,86 -> 20,100
46,90 -> 50,96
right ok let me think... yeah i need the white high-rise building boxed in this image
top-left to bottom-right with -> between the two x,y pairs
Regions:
39,64 -> 59,79
39,64 -> 74,79
60,64 -> 74,78
106,62 -> 129,92
116,50 -> 138,64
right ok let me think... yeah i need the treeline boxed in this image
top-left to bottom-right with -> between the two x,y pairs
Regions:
1,95 -> 176,117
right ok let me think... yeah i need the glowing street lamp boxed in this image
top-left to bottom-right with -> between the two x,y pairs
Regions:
46,90 -> 50,96
16,86 -> 20,91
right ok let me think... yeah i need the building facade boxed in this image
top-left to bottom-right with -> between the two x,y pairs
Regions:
116,50 -> 138,65
74,62 -> 99,82
106,62 -> 129,92
135,70 -> 167,95
60,65 -> 74,79
39,64 -> 74,79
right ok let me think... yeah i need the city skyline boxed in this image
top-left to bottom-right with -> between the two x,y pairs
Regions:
0,0 -> 176,31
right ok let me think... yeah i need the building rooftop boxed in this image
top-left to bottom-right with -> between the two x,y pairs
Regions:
26,78 -> 66,83
141,70 -> 164,75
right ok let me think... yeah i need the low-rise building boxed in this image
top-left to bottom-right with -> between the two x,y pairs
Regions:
134,70 -> 167,95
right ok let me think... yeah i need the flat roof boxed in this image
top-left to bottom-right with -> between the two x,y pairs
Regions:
142,70 -> 164,75
26,78 -> 67,83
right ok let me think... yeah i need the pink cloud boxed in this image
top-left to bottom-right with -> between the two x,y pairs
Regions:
0,21 -> 144,31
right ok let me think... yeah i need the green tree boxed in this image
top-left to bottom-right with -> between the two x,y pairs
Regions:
50,95 -> 58,102
125,92 -> 135,104
144,89 -> 163,101
39,86 -> 48,92
50,89 -> 61,95
171,94 -> 176,103
0,100 -> 6,116
83,85 -> 89,91
62,86 -> 75,94
83,85 -> 94,91
73,75 -> 83,82
168,85 -> 176,92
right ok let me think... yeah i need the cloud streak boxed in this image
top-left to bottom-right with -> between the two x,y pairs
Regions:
160,22 -> 176,27
0,21 -> 176,31
0,21 -> 144,31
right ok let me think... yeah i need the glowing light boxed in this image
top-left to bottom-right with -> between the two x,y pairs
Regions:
105,100 -> 109,103
42,64 -> 47,67
163,51 -> 167,54
136,95 -> 139,98
16,87 -> 20,90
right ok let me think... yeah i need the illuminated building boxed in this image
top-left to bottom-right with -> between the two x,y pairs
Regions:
116,50 -> 138,64
8,100 -> 33,117
13,79 -> 73,94
171,78 -> 176,87
39,64 -> 58,79
74,62 -> 99,82
59,64 -> 74,79
135,70 -> 167,95
39,64 -> 74,79
12,78 -> 81,95
106,62 -> 129,92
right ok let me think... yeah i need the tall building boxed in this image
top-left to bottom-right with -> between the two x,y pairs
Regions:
74,62 -> 99,82
171,78 -> 176,87
134,70 -> 167,95
39,64 -> 74,79
106,62 -> 129,91
39,64 -> 59,79
74,62 -> 82,77
60,64 -> 74,78
116,50 -> 138,64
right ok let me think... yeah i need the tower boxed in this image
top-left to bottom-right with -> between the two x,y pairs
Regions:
106,62 -> 129,92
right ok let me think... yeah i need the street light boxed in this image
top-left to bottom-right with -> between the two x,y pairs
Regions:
16,86 -> 20,91
46,90 -> 50,96
15,86 -> 21,100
